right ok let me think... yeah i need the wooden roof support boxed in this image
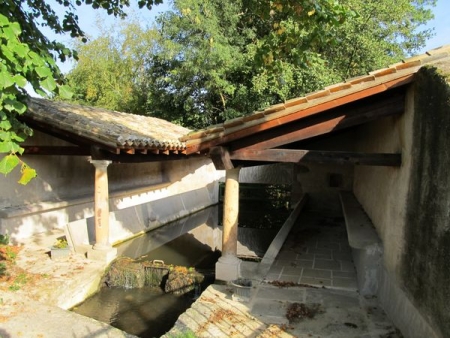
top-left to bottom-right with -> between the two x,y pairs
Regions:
209,146 -> 234,170
230,149 -> 402,166
230,92 -> 405,152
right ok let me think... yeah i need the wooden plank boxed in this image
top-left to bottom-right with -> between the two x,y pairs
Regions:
230,92 -> 405,151
229,149 -> 401,166
209,146 -> 234,170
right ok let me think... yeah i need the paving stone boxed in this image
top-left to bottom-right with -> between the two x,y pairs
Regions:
302,268 -> 332,279
295,253 -> 315,260
256,286 -> 305,302
340,260 -> 356,272
278,274 -> 300,283
314,259 -> 341,270
268,265 -> 283,274
308,248 -> 332,255
332,270 -> 356,278
276,251 -> 298,260
332,277 -> 358,289
281,266 -> 303,275
333,252 -> 353,261
288,259 -> 313,268
300,277 -> 332,287
265,273 -> 281,281
314,253 -> 332,259
317,241 -> 341,250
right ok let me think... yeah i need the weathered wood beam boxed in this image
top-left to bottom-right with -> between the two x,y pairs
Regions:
229,149 -> 401,166
230,92 -> 405,152
209,146 -> 234,170
23,146 -> 91,156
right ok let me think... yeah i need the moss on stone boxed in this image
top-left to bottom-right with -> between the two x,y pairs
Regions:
402,65 -> 450,336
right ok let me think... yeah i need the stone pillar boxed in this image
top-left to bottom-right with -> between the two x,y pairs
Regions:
216,167 -> 241,281
88,160 -> 117,263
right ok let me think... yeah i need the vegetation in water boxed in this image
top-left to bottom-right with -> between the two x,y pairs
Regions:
52,238 -> 69,249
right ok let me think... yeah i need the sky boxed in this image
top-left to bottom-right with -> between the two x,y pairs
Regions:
45,0 -> 450,74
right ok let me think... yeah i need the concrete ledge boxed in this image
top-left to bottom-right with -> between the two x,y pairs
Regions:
339,191 -> 383,296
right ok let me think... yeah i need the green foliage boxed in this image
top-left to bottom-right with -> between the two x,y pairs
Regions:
145,0 -> 435,128
65,0 -> 435,130
64,19 -> 157,114
0,262 -> 6,276
0,0 -> 162,184
0,233 -> 9,245
8,272 -> 27,291
52,237 -> 68,249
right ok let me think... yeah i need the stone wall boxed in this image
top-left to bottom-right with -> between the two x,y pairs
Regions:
353,65 -> 450,338
0,131 -> 223,244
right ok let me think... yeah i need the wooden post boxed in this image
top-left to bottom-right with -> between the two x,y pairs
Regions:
216,167 -> 241,281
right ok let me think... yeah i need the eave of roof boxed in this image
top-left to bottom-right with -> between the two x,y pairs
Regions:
182,45 -> 450,155
23,98 -> 190,154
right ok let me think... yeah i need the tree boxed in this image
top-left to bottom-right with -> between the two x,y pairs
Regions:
146,0 -> 435,129
66,19 -> 158,114
64,0 -> 435,130
0,0 -> 161,184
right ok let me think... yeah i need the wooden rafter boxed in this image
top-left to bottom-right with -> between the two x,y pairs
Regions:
229,149 -> 401,166
23,146 -> 91,156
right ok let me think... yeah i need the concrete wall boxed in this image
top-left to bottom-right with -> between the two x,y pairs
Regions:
0,131 -> 223,245
239,160 -> 353,213
353,66 -> 450,338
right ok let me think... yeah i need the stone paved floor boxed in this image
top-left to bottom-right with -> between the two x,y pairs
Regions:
265,211 -> 358,290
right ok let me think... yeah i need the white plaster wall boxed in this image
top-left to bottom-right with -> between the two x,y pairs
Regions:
351,87 -> 438,336
0,131 -> 224,244
353,88 -> 414,275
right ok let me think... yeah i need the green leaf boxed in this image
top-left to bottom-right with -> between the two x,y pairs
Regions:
13,75 -> 27,88
9,22 -> 22,36
0,120 -> 12,130
18,167 -> 37,185
0,154 -> 20,175
35,66 -> 53,78
12,43 -> 28,58
0,13 -> 9,26
0,72 -> 15,89
0,141 -> 13,153
39,77 -> 57,92
3,99 -> 26,114
58,84 -> 74,99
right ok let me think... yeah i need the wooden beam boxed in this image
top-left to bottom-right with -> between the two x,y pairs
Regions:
209,146 -> 234,170
229,149 -> 401,166
230,92 -> 405,152
185,77 -> 412,154
23,146 -> 91,156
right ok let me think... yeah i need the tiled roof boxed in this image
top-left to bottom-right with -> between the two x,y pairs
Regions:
25,98 -> 190,152
182,45 -> 450,154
